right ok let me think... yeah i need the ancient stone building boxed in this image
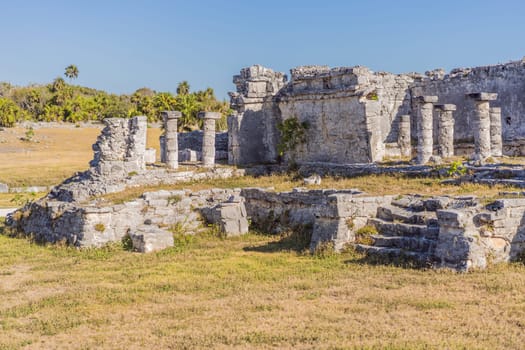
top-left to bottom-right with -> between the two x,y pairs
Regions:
228,59 -> 525,165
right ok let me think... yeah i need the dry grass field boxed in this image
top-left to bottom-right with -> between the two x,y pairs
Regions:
1,124 -> 525,349
1,230 -> 524,349
0,126 -> 162,188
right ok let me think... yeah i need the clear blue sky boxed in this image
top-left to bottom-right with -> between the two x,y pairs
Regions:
1,0 -> 524,100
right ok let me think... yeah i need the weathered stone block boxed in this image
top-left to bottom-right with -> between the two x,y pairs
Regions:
311,217 -> 351,252
129,224 -> 174,253
208,195 -> 249,237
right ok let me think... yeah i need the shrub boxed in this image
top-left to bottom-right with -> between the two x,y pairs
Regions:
0,97 -> 26,127
447,160 -> 467,177
355,225 -> 378,245
277,116 -> 309,159
121,233 -> 133,251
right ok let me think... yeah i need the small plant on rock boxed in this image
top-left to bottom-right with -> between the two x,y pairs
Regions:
346,217 -> 355,230
366,91 -> 379,101
355,225 -> 377,245
121,233 -> 133,251
446,160 -> 467,177
94,223 -> 106,232
167,195 -> 182,205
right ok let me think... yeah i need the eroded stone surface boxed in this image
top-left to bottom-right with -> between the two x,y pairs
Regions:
129,224 -> 174,253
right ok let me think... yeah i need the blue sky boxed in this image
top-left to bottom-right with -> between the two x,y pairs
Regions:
1,0 -> 524,99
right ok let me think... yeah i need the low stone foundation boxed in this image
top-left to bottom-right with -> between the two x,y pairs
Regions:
8,184 -> 525,270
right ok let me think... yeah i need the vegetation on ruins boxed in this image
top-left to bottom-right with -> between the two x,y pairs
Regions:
0,72 -> 231,131
276,116 -> 309,160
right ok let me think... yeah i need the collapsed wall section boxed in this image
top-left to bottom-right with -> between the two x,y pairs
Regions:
9,188 -> 242,247
90,116 -> 147,177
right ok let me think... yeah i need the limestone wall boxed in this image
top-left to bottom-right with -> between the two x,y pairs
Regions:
278,66 -> 414,162
230,65 -> 414,164
241,187 -> 391,251
228,65 -> 287,165
11,188 -> 240,246
435,197 -> 525,270
90,116 -> 147,177
229,59 -> 525,164
413,60 -> 525,155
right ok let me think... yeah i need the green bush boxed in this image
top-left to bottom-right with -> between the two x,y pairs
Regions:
0,78 -> 231,128
0,97 -> 26,127
277,116 -> 309,158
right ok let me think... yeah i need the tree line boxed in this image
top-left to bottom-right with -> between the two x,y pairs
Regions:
0,65 -> 231,131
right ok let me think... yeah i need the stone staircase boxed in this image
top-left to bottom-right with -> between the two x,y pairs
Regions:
355,195 -> 443,265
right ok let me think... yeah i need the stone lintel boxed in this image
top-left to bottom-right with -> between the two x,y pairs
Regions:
161,111 -> 182,119
434,104 -> 457,111
198,111 -> 222,120
414,95 -> 438,104
466,92 -> 498,101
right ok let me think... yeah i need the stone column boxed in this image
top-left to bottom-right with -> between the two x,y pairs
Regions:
161,111 -> 181,169
414,96 -> 438,164
434,104 -> 456,158
467,93 -> 498,160
490,107 -> 503,157
199,111 -> 221,167
227,113 -> 242,165
398,115 -> 412,158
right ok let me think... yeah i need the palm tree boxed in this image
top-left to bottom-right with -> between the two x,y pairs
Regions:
64,64 -> 79,82
176,81 -> 190,95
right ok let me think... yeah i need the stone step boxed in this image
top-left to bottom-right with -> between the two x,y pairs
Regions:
376,205 -> 438,226
369,234 -> 436,253
390,195 -> 425,211
368,218 -> 439,240
354,244 -> 431,264
390,195 -> 455,212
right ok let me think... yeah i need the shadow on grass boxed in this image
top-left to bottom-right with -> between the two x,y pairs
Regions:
343,248 -> 433,270
243,228 -> 312,253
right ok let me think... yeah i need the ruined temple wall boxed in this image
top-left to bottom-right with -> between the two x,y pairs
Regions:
228,65 -> 287,165
229,105 -> 280,165
230,60 -> 525,165
278,94 -> 369,163
413,60 -> 525,155
276,66 -> 413,163
364,73 -> 413,159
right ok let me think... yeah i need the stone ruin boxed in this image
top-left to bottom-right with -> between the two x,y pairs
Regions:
159,111 -> 228,164
6,58 -> 525,270
228,60 -> 525,166
7,114 -> 245,251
